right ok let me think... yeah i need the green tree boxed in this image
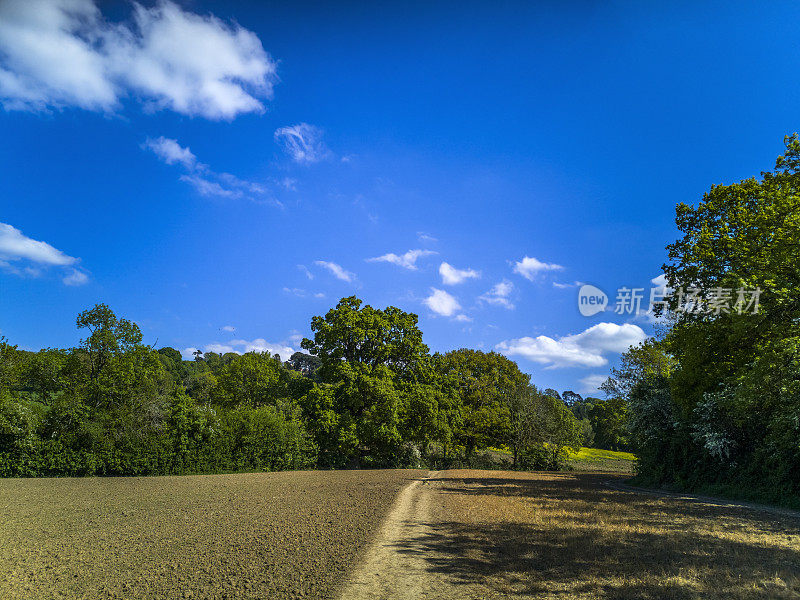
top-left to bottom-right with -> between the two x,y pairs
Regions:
433,349 -> 529,456
300,297 -> 434,466
301,296 -> 429,382
23,348 -> 68,403
587,397 -> 629,451
213,352 -> 284,407
655,135 -> 800,498
511,387 -> 581,470
0,337 -> 23,392
77,304 -> 143,383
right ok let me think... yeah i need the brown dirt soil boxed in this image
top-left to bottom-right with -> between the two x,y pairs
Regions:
0,469 -> 422,600
340,470 -> 800,600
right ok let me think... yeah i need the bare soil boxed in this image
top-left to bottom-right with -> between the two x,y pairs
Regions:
0,470 -> 422,600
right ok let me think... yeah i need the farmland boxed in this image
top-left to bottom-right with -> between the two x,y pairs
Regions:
2,469 -> 799,600
0,470 -> 421,600
567,447 -> 637,473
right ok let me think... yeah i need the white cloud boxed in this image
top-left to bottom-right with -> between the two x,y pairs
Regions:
417,232 -> 437,244
283,287 -> 325,299
297,264 -> 314,280
185,338 -> 295,360
181,346 -> 200,360
145,136 -> 274,202
62,268 -> 89,286
314,260 -> 355,282
553,281 -> 581,289
651,273 -> 667,288
513,255 -> 563,281
0,0 -> 277,119
179,174 -> 242,199
368,249 -> 436,270
479,279 -> 514,309
454,314 -> 473,323
221,325 -> 235,333
439,262 -> 480,285
279,177 -> 297,191
496,322 -> 647,369
144,136 -> 196,168
274,123 -> 329,163
424,288 -> 461,317
579,374 -> 607,396
0,222 -> 89,285
0,222 -> 76,266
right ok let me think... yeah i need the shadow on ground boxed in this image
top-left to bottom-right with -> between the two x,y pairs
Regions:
393,472 -> 800,599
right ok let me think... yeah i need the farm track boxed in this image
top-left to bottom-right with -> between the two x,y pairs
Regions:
338,471 -> 441,600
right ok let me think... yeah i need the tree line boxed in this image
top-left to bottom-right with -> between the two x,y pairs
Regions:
0,297 -> 618,477
614,134 -> 800,506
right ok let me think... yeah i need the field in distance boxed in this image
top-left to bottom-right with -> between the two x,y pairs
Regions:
484,446 -> 637,474
1,468 -> 798,599
567,447 -> 637,473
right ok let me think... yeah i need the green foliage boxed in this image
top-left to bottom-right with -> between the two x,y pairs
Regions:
625,135 -> 800,505
510,386 -> 581,470
302,296 -> 429,381
433,349 -> 528,454
213,352 -> 282,407
587,397 -> 629,451
0,300 -> 583,477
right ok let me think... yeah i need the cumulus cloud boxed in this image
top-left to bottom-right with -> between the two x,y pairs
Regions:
368,249 -> 436,270
0,0 -> 276,119
513,255 -> 563,281
314,260 -> 355,282
479,279 -> 514,309
274,123 -> 329,163
0,222 -> 89,285
579,374 -> 607,396
651,273 -> 668,288
62,268 -> 89,286
496,322 -> 646,369
0,222 -> 76,266
439,262 -> 480,285
183,338 -> 295,361
424,288 -> 461,317
144,136 -> 196,168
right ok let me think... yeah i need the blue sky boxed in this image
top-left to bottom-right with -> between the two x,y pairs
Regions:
1,0 -> 799,396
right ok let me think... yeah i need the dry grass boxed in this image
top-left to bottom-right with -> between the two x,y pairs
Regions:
0,470 -> 422,600
416,470 -> 800,599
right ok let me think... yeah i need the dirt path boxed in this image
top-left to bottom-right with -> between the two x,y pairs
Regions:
338,471 -> 446,600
